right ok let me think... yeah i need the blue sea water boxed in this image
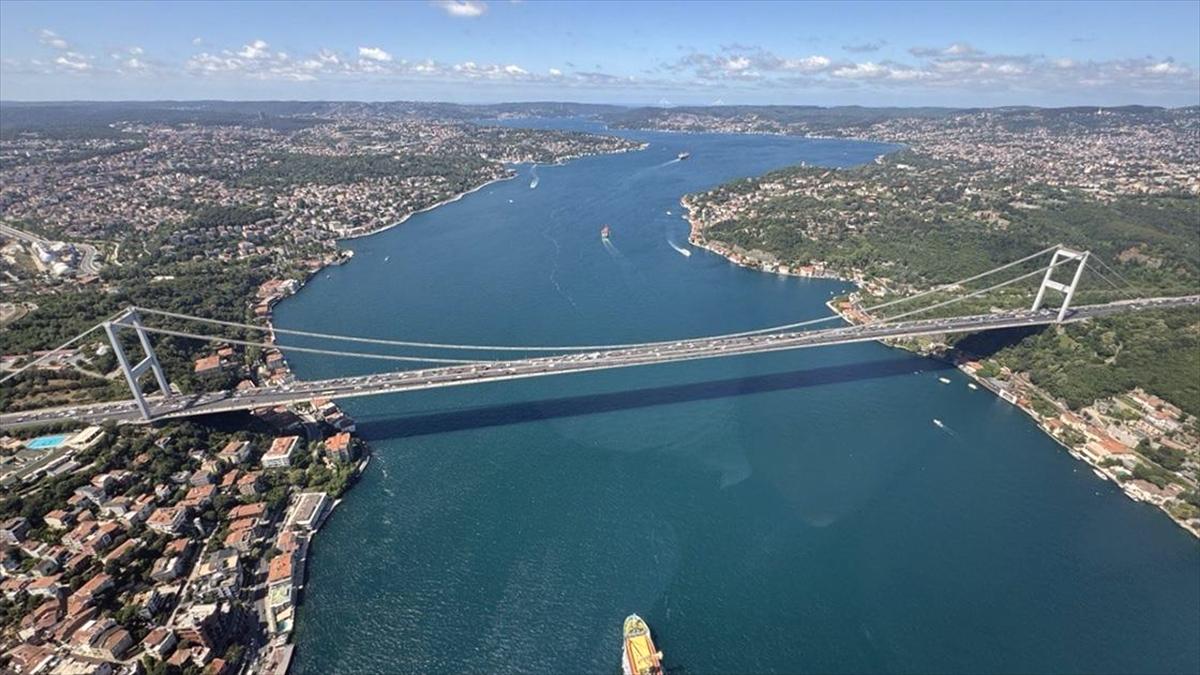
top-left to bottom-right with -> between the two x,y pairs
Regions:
274,121 -> 1200,674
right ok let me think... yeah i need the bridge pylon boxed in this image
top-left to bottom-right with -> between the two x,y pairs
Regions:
103,308 -> 172,420
1031,246 -> 1089,322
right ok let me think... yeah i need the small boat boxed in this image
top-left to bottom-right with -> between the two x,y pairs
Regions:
666,210 -> 672,215
530,177 -> 539,189
383,256 -> 390,262
933,419 -> 945,428
1092,468 -> 1109,481
622,614 -> 663,675
601,225 -> 611,240
938,377 -> 951,384
677,152 -> 690,160
967,382 -> 978,390
508,199 -> 514,203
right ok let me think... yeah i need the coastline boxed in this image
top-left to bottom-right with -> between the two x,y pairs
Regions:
683,195 -> 1199,539
336,171 -> 517,241
254,141 -> 649,667
336,144 -> 648,242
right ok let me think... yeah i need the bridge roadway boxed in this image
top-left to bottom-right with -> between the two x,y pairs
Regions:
3,295 -> 1197,430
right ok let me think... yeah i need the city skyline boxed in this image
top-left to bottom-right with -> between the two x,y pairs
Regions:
2,0 -> 1199,106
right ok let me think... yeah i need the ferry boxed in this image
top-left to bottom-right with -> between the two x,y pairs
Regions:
677,151 -> 691,160
601,225 -> 611,240
938,377 -> 952,384
622,614 -> 663,675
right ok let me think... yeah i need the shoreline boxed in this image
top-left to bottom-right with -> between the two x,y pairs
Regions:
335,144 -> 648,242
684,195 -> 1199,539
256,141 -> 649,668
336,171 -> 516,241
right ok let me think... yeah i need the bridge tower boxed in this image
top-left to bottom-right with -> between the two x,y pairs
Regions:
1031,246 -> 1089,322
103,308 -> 172,421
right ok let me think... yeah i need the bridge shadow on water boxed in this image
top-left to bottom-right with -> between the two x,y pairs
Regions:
354,356 -> 954,441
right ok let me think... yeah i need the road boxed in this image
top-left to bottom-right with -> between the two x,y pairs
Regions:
0,222 -> 101,275
2,295 -> 1197,430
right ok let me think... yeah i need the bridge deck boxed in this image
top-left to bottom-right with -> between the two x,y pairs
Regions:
2,295 -> 1196,429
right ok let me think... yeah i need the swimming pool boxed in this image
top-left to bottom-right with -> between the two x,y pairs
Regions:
26,434 -> 69,449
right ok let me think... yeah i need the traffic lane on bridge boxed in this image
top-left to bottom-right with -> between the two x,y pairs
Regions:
3,295 -> 1197,429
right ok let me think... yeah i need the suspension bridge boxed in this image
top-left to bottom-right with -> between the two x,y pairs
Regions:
2,245 -> 1197,429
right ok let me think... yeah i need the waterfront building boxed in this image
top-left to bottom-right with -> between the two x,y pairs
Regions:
284,492 -> 330,532
325,432 -> 355,463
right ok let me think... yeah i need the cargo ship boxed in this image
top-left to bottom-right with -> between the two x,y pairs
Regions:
622,614 -> 663,675
601,225 -> 611,240
677,151 -> 690,160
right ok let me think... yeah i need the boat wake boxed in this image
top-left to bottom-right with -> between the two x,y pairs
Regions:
540,223 -> 578,310
529,164 -> 539,189
668,239 -> 692,257
933,419 -> 957,436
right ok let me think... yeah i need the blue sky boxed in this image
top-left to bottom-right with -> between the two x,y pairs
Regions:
2,0 -> 1198,106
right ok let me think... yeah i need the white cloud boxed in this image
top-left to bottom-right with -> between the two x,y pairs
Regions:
237,39 -> 270,59
1147,61 -> 1186,75
38,29 -> 70,50
434,0 -> 488,18
358,46 -> 393,62
504,64 -> 527,75
943,42 -> 978,56
781,55 -> 831,72
665,42 -> 1196,97
832,62 -> 886,79
548,67 -> 562,76
192,37 -> 204,46
54,52 -> 91,71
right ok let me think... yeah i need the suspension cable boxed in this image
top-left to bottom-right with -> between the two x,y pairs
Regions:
136,325 -> 486,365
1085,264 -> 1124,291
133,244 -> 1061,353
868,256 -> 1075,325
0,307 -> 131,385
1090,255 -> 1134,289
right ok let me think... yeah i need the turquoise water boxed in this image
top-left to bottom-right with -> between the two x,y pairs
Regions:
26,434 -> 68,449
275,122 -> 1200,674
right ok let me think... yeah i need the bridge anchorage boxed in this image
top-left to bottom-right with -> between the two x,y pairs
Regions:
1032,246 -> 1089,322
104,308 -> 173,420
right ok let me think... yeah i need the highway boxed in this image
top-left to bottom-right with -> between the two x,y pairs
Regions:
2,295 -> 1197,430
0,222 -> 102,275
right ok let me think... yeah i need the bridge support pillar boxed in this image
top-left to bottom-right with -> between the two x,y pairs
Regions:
104,308 -> 171,421
1031,247 -> 1089,322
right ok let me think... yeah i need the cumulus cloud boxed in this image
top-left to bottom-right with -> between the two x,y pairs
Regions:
237,39 -> 270,59
667,47 -> 834,80
662,42 -> 1197,97
358,46 -> 393,62
54,52 -> 91,71
433,0 -> 487,18
38,29 -> 69,50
